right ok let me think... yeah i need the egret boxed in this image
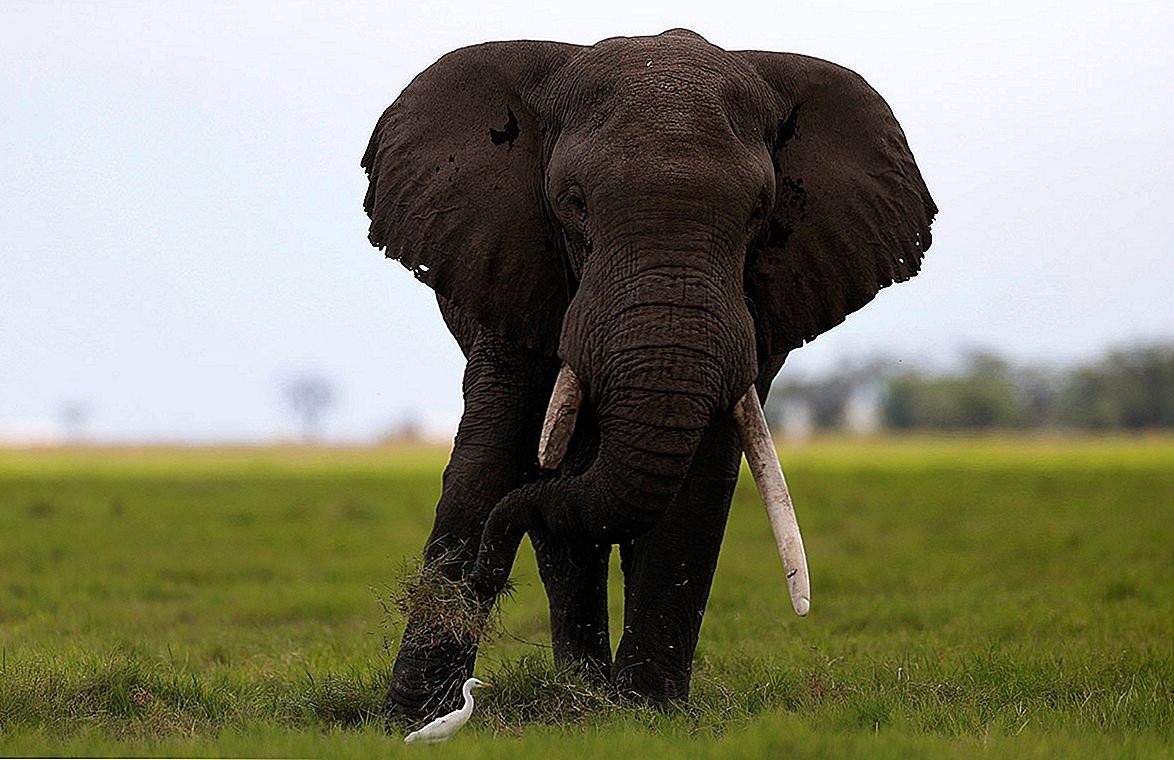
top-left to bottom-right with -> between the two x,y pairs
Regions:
403,677 -> 492,744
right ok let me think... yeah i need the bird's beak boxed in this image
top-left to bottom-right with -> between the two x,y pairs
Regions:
483,682 -> 494,688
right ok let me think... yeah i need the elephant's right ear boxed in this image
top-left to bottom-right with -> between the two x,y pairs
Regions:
362,42 -> 581,355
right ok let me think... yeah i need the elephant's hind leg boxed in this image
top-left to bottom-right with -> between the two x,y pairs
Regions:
531,529 -> 612,684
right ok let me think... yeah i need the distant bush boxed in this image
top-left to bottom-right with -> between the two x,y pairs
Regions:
769,342 -> 1174,432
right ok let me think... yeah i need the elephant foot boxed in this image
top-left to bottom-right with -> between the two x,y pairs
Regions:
382,682 -> 434,728
612,642 -> 692,706
612,666 -> 690,706
551,647 -> 612,692
383,633 -> 478,729
550,617 -> 612,689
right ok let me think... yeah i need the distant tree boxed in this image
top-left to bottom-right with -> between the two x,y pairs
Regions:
769,356 -> 895,432
1014,364 -> 1062,428
58,400 -> 91,442
382,414 -> 422,444
283,374 -> 335,441
883,352 -> 1023,430
773,375 -> 855,429
1057,343 -> 1174,429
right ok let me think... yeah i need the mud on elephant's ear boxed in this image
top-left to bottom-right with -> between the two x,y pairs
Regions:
362,41 -> 582,355
740,52 -> 938,360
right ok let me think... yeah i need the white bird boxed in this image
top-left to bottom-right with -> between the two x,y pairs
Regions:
403,677 -> 493,744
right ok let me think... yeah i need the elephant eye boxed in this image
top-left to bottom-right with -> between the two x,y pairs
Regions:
749,192 -> 770,224
561,188 -> 588,224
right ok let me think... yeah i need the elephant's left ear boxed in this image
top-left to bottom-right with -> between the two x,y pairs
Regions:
739,52 -> 937,360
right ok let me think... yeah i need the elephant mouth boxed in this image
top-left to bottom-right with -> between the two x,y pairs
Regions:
537,363 -> 811,617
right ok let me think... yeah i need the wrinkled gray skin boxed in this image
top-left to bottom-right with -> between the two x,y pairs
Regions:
362,29 -> 935,723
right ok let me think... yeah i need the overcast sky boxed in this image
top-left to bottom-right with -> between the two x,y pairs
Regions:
2,1 -> 1171,442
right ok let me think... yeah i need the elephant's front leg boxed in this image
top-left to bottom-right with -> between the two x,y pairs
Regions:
385,333 -> 554,724
529,422 -> 612,683
612,418 -> 742,703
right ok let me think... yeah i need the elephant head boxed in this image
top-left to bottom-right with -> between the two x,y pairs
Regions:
363,30 -> 935,610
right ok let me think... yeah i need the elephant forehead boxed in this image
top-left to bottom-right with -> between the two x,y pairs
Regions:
551,33 -> 773,139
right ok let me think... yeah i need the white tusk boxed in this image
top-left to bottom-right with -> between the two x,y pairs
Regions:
537,364 -> 583,470
732,387 -> 811,617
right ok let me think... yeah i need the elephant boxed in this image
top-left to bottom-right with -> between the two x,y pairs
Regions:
361,28 -> 936,722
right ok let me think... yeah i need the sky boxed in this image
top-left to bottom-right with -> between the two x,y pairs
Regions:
2,0 -> 1171,443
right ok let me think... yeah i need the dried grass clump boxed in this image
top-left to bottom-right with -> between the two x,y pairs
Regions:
379,555 -> 513,650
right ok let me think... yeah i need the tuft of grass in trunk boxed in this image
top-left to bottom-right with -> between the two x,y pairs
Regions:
378,553 -> 514,652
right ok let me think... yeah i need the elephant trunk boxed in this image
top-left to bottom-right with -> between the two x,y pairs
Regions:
538,364 -> 812,617
473,378 -> 719,596
473,236 -> 757,596
560,236 -> 758,529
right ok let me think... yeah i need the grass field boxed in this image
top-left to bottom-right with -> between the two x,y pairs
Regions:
0,437 -> 1171,757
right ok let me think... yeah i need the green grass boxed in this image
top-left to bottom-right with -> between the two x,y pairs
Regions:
0,437 -> 1171,757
